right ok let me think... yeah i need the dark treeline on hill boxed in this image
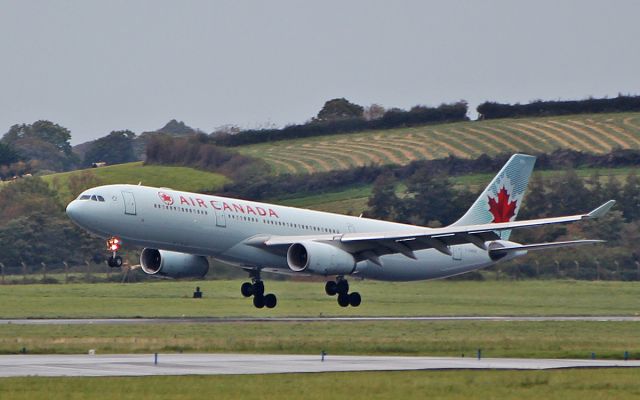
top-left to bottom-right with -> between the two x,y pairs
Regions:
145,134 -> 268,180
219,149 -> 640,201
214,100 -> 468,146
477,94 -> 640,119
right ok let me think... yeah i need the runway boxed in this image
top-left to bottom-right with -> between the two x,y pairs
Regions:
1,315 -> 639,325
0,353 -> 638,377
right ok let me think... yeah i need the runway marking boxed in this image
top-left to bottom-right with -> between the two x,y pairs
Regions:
0,353 -> 638,377
1,316 -> 639,325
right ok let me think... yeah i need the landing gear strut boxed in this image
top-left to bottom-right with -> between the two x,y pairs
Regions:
325,277 -> 361,307
106,237 -> 123,268
241,270 -> 277,309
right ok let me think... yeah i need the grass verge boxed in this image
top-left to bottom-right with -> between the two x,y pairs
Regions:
1,369 -> 640,400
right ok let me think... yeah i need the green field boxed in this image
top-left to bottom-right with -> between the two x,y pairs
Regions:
1,369 -> 640,400
276,167 -> 636,214
40,162 -> 228,202
1,320 -> 637,359
238,112 -> 640,175
0,280 -> 637,318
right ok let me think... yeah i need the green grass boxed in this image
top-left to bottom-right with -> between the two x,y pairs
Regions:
40,162 -> 228,202
0,320 -> 638,359
0,280 -> 638,318
237,112 -> 640,175
2,369 -> 640,400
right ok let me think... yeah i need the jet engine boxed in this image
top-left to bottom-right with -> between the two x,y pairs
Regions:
140,248 -> 209,279
287,241 -> 355,275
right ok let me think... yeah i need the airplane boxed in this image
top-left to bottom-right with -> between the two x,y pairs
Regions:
66,154 -> 614,309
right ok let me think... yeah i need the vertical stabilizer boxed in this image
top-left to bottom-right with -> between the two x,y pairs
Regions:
450,154 -> 536,239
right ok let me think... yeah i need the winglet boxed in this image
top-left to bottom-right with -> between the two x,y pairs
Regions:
587,200 -> 616,219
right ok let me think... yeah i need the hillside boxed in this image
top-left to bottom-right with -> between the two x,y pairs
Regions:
276,167 -> 636,215
41,162 -> 228,202
237,112 -> 640,175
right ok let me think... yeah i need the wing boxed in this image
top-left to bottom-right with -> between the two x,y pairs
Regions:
256,200 -> 614,265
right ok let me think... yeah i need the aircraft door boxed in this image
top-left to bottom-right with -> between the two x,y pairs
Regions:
215,209 -> 226,227
122,191 -> 136,215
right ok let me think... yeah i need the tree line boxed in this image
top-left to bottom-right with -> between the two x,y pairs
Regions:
214,100 -> 469,146
477,94 -> 640,120
219,149 -> 640,202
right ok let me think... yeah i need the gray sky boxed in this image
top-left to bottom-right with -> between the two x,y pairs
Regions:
1,0 -> 639,144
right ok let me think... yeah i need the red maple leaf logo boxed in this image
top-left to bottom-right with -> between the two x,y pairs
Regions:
488,186 -> 517,223
158,192 -> 174,206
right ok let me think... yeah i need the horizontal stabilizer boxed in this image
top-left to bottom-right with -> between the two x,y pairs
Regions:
489,239 -> 605,256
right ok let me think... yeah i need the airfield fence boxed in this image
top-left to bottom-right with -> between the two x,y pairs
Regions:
0,258 -> 638,284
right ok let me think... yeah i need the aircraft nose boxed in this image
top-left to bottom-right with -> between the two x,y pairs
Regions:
66,200 -> 81,222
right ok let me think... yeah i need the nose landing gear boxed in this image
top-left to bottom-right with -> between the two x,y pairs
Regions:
106,237 -> 123,268
325,277 -> 361,307
241,270 -> 277,309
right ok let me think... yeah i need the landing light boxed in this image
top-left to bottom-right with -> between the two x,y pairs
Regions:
107,237 -> 121,252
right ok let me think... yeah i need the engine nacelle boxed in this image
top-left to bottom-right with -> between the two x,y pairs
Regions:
140,248 -> 209,279
287,241 -> 355,275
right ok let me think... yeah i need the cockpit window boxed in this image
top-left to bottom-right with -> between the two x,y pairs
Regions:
91,195 -> 97,201
97,195 -> 105,202
79,195 -> 91,200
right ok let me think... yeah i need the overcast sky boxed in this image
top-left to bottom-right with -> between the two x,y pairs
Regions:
1,1 -> 639,144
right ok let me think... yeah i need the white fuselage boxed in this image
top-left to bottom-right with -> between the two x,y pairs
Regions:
66,184 -> 515,281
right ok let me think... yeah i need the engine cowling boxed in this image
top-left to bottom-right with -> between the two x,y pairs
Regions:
140,248 -> 209,279
287,241 -> 355,275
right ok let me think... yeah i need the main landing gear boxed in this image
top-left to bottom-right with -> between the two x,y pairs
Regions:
325,277 -> 361,307
106,237 -> 123,268
241,271 -> 277,309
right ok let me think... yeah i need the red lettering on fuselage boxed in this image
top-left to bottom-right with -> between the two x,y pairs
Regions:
176,193 -> 279,218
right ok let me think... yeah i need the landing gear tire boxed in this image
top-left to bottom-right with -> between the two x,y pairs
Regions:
337,293 -> 350,307
349,292 -> 361,307
264,293 -> 277,309
328,278 -> 361,307
325,281 -> 337,296
241,282 -> 253,298
253,281 -> 265,297
107,255 -> 123,268
253,294 -> 265,309
336,279 -> 349,294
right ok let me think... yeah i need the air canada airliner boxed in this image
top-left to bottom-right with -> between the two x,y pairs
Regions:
66,154 -> 614,309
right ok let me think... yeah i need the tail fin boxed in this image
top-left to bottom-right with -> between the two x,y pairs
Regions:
450,154 -> 536,240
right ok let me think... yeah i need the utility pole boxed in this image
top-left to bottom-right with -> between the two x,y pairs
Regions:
41,262 -> 47,281
574,260 -> 580,277
63,261 -> 69,283
595,259 -> 601,281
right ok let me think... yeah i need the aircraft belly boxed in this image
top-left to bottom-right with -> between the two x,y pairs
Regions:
356,245 -> 494,282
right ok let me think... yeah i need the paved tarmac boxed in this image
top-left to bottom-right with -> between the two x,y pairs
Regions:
0,353 -> 638,377
0,315 -> 639,325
